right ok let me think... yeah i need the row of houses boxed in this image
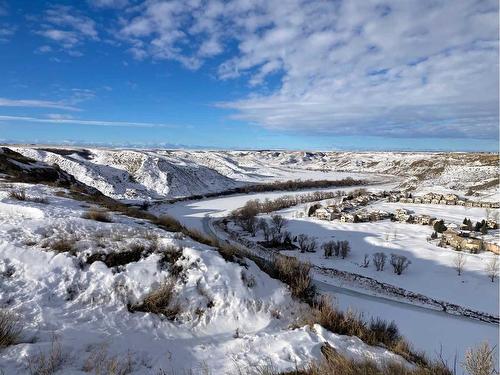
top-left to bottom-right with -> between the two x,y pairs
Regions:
388,191 -> 499,208
442,229 -> 500,254
311,191 -> 386,221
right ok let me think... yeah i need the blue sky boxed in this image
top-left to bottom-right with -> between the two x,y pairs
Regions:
0,0 -> 498,151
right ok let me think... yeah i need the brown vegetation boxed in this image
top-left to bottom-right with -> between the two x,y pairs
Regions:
26,335 -> 66,375
272,255 -> 315,302
0,309 -> 22,348
129,278 -> 181,320
82,344 -> 133,375
272,342 -> 452,375
82,208 -> 113,223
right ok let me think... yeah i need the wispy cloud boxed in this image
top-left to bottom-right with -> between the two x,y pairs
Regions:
114,0 -> 499,139
0,98 -> 79,111
0,115 -> 177,128
36,5 -> 98,52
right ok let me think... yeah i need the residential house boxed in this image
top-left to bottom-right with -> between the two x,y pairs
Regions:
369,210 -> 390,221
340,213 -> 355,223
314,208 -> 335,221
456,200 -> 465,206
394,208 -> 412,222
413,197 -> 422,204
442,229 -> 482,253
486,219 -> 498,230
414,214 -> 434,225
444,194 -> 458,202
484,242 -> 500,255
431,198 -> 440,204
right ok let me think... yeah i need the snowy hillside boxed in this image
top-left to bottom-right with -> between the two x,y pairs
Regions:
0,172 -> 409,374
11,147 -> 499,203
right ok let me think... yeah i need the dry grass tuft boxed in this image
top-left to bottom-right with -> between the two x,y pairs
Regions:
129,278 -> 181,320
303,295 -> 428,367
50,237 -> 76,254
8,189 -> 48,203
83,343 -> 133,375
154,215 -> 184,232
272,255 -> 315,302
261,343 -> 452,375
26,335 -> 66,375
9,189 -> 26,201
82,208 -> 113,223
0,309 -> 22,348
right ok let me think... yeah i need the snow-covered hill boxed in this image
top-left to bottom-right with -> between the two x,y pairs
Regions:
0,177 -> 408,374
10,147 -> 500,202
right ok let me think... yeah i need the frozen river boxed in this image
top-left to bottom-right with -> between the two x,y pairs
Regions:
157,185 -> 500,365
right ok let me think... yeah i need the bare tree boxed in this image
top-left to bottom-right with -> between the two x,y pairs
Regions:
307,239 -> 317,253
258,219 -> 270,241
485,257 -> 499,282
297,234 -> 310,253
271,215 -> 286,234
462,341 -> 496,375
390,254 -> 411,275
373,252 -> 387,271
454,252 -> 467,276
361,254 -> 370,268
242,216 -> 258,236
339,240 -> 351,259
322,241 -> 335,258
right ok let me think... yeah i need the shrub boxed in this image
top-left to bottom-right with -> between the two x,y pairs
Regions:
339,240 -> 350,259
129,278 -> 181,320
433,220 -> 447,233
0,309 -> 22,348
361,254 -> 370,268
272,255 -> 315,302
390,254 -> 411,275
297,234 -> 317,253
322,241 -> 335,258
82,208 -> 112,223
462,342 -> 496,375
154,215 -> 184,233
158,244 -> 184,270
9,189 -> 26,201
29,196 -> 49,204
369,317 -> 400,344
373,252 -> 387,271
50,238 -> 76,254
270,215 -> 286,234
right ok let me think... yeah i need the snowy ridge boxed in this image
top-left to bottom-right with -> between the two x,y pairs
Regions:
12,147 -> 499,202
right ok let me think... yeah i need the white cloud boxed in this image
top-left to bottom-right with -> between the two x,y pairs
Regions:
113,0 -> 498,138
0,25 -> 14,41
87,0 -> 128,8
0,98 -> 79,111
0,115 -> 177,128
37,5 -> 98,52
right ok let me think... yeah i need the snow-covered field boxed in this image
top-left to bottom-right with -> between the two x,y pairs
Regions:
0,146 -> 498,372
274,214 -> 498,314
162,189 -> 499,364
0,181 -> 413,374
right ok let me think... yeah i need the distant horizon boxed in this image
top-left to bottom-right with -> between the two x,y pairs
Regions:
2,140 -> 498,154
0,1 -> 498,151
